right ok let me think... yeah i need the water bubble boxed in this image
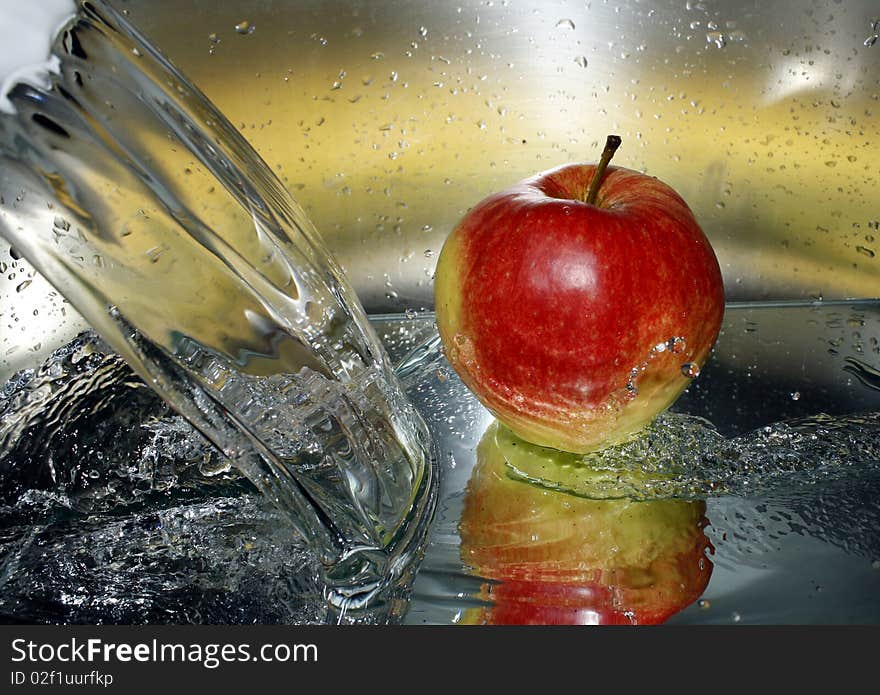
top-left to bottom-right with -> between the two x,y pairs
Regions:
145,246 -> 165,263
706,31 -> 726,49
681,362 -> 700,378
864,20 -> 879,47
234,21 -> 255,35
556,18 -> 576,30
668,336 -> 686,354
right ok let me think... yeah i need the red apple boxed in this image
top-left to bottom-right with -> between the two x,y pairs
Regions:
434,136 -> 724,453
458,422 -> 714,625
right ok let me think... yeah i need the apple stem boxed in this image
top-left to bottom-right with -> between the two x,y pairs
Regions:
585,135 -> 622,206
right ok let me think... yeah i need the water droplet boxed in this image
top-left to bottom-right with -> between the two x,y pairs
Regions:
706,31 -> 726,49
15,279 -> 32,292
668,336 -> 686,354
53,216 -> 70,231
130,47 -> 141,57
234,20 -> 255,35
145,246 -> 165,263
681,362 -> 701,378
574,55 -> 588,68
423,249 -> 434,258
856,245 -> 875,258
698,599 -> 711,609
419,26 -> 428,39
731,611 -> 742,623
790,391 -> 801,401
556,18 -> 575,30
864,20 -> 879,47
404,308 -> 418,320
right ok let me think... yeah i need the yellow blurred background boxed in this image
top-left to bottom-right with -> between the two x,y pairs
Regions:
2,0 -> 880,376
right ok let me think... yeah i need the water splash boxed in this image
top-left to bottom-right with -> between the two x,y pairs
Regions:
0,328 -> 436,623
498,411 -> 880,501
0,0 -> 438,611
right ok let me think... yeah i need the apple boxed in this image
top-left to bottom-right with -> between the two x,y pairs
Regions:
434,136 -> 724,453
458,422 -> 714,625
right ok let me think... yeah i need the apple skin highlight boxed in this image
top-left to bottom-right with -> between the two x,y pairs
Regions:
434,162 -> 725,453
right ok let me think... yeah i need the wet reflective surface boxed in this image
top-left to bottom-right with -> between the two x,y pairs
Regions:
2,0 -> 879,627
400,300 -> 880,624
5,301 -> 879,624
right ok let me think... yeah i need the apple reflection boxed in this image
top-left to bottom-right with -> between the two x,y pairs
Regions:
458,421 -> 713,625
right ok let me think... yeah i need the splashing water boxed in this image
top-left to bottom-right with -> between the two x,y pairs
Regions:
0,0 -> 437,616
497,410 -> 880,501
3,310 -> 880,623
